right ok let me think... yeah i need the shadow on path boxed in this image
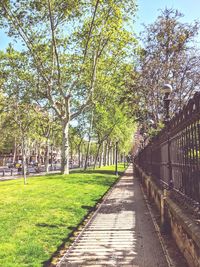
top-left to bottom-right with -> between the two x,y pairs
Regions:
56,166 -> 169,267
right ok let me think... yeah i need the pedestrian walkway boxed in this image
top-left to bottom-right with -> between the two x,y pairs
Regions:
57,165 -> 169,267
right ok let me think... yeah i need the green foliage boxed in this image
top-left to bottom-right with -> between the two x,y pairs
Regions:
0,0 -> 138,172
0,0 -> 137,108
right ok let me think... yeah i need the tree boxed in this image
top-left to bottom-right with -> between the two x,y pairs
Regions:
127,8 -> 200,131
0,47 -> 38,183
34,110 -> 61,173
0,93 -> 17,157
89,59 -> 136,169
0,0 -> 137,174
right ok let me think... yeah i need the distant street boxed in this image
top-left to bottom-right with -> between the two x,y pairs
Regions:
0,164 -> 80,181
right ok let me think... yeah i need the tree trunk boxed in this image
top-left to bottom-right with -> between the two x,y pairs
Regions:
50,144 -> 53,169
27,139 -> 31,165
84,111 -> 93,170
113,146 -> 115,165
22,136 -> 27,185
99,141 -> 104,168
80,143 -> 84,168
61,120 -> 70,174
94,143 -> 101,169
104,142 -> 108,166
109,145 -> 113,165
70,143 -> 73,169
35,142 -> 38,163
107,147 -> 110,166
45,138 -> 50,173
123,152 -> 126,168
38,144 -> 41,165
13,137 -> 17,163
84,140 -> 91,170
78,141 -> 82,168
78,148 -> 81,168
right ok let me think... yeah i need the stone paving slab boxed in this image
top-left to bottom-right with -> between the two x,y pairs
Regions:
57,165 -> 169,267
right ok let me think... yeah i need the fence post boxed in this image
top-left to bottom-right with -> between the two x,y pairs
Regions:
167,124 -> 173,189
160,188 -> 171,233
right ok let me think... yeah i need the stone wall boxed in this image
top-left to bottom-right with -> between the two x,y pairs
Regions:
135,164 -> 200,267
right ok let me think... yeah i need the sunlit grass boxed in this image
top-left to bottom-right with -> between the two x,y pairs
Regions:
0,164 -> 125,267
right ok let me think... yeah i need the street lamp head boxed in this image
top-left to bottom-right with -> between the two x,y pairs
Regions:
162,84 -> 172,94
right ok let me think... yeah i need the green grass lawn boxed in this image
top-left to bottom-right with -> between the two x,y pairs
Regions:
0,164 -> 125,267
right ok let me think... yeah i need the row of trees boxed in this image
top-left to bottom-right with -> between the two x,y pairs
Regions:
0,0 -> 138,180
1,3 -> 199,180
0,84 -> 135,183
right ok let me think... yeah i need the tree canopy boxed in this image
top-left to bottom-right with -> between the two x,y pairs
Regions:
0,0 -> 138,174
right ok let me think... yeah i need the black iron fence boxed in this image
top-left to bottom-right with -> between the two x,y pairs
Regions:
135,92 -> 200,204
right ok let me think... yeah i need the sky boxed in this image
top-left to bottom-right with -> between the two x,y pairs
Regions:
135,0 -> 200,33
0,0 -> 200,51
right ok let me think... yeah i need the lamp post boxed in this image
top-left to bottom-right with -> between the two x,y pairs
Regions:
162,84 -> 172,125
162,84 -> 173,189
115,141 -> 118,176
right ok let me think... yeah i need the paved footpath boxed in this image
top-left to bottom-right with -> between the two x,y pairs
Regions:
57,165 -> 169,267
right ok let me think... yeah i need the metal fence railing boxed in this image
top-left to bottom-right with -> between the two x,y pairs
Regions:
135,92 -> 200,204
